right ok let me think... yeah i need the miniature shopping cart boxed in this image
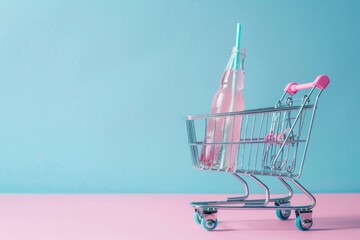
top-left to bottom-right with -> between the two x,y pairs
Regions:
185,75 -> 330,231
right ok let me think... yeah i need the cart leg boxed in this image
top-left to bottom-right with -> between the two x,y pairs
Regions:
247,175 -> 270,206
227,173 -> 249,201
276,177 -> 293,202
274,178 -> 293,220
289,179 -> 315,231
227,175 -> 270,206
290,179 -> 316,209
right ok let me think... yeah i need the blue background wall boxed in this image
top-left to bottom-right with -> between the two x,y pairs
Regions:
0,0 -> 359,193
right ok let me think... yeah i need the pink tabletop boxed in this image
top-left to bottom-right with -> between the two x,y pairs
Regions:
0,194 -> 359,240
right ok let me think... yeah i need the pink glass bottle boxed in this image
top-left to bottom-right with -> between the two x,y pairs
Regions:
200,47 -> 245,171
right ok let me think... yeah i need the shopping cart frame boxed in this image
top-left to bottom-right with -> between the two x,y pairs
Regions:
186,75 -> 330,231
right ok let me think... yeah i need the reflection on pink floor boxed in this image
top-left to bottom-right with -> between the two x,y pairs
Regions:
0,194 -> 359,239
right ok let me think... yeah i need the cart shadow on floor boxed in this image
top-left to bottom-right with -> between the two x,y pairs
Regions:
310,215 -> 360,231
214,218 -> 295,232
213,215 -> 360,232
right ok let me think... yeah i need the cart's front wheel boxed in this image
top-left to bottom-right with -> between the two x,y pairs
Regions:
201,218 -> 218,231
295,215 -> 313,231
276,209 -> 291,220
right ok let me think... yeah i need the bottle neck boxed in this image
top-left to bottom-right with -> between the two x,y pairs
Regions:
228,47 -> 246,70
239,48 -> 245,71
235,47 -> 246,71
222,48 -> 246,85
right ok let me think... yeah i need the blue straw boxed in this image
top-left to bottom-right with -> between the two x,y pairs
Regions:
234,23 -> 242,70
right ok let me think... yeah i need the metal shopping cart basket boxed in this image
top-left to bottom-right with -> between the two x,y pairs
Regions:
185,75 -> 330,231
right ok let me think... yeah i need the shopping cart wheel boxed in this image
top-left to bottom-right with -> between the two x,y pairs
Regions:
194,209 -> 202,224
201,218 -> 218,231
275,202 -> 291,220
276,209 -> 291,220
295,211 -> 313,231
200,208 -> 218,231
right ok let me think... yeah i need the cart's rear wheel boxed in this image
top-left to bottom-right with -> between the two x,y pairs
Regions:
276,209 -> 291,220
194,210 -> 202,224
201,218 -> 218,231
275,201 -> 291,220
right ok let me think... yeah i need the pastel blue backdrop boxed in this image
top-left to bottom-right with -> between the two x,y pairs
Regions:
0,0 -> 359,193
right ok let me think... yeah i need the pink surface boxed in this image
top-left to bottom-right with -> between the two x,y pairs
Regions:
0,194 -> 359,240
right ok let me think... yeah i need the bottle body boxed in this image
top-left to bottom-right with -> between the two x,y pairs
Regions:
200,48 -> 245,171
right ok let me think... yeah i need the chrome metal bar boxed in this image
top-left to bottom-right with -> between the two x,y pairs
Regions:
235,117 -> 245,171
276,178 -> 293,202
187,105 -> 314,120
298,90 -> 323,177
261,114 -> 270,170
191,198 -> 283,207
249,175 -> 270,206
186,120 -> 198,168
271,87 -> 316,169
219,117 -> 227,169
191,205 -> 311,211
227,173 -> 249,201
210,117 -> 216,170
286,108 -> 295,140
227,115 -> 237,170
291,179 -> 316,210
191,139 -> 306,145
279,92 -> 287,102
254,113 -> 264,173
247,115 -> 256,171
203,117 -> 208,169
241,115 -> 249,170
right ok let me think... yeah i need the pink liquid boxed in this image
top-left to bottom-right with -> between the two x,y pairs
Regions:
200,69 -> 244,171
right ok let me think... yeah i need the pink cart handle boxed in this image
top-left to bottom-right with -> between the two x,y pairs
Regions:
284,75 -> 330,95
